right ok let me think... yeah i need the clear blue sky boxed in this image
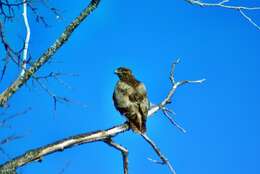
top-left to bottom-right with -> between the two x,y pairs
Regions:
1,0 -> 260,174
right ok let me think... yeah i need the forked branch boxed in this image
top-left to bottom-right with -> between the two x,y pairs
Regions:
141,133 -> 176,174
186,0 -> 260,30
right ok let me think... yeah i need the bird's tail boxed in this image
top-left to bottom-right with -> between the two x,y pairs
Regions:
128,114 -> 147,134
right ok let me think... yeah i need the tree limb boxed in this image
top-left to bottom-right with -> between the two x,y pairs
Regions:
0,124 -> 129,174
186,0 -> 260,30
0,0 -> 101,107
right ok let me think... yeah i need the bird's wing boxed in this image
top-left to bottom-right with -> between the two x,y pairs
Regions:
127,83 -> 149,133
129,83 -> 149,118
113,81 -> 149,133
113,81 -> 133,114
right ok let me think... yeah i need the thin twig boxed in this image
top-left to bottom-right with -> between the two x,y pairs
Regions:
186,0 -> 260,30
141,133 -> 176,174
0,21 -> 22,81
0,107 -> 31,127
34,72 -> 79,90
58,161 -> 70,174
104,138 -> 128,174
187,0 -> 260,10
162,108 -> 186,133
0,135 -> 23,145
239,9 -> 260,30
32,75 -> 87,111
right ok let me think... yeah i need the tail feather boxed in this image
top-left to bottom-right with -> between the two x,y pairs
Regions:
128,114 -> 146,134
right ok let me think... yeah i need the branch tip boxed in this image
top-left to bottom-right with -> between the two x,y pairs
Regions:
186,0 -> 260,30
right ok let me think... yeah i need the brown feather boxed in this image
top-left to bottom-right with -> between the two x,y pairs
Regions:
113,67 -> 149,134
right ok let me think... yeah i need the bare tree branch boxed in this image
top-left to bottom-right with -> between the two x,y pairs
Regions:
141,133 -> 176,174
104,138 -> 128,174
0,135 -> 24,159
0,124 -> 130,174
0,108 -> 31,128
0,0 -> 101,107
20,0 -> 30,76
161,108 -> 186,133
239,9 -> 260,30
58,161 -> 70,174
27,2 -> 48,27
0,21 -> 23,81
0,135 -> 23,146
0,0 -> 28,7
186,0 -> 260,30
0,108 -> 30,158
0,62 -> 205,174
34,72 -> 78,90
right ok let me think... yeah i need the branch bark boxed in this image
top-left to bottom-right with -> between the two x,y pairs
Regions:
0,0 -> 100,107
0,62 -> 205,174
0,124 -> 129,174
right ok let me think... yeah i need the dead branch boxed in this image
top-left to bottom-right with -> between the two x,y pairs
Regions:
34,72 -> 78,90
0,124 -> 130,174
0,135 -> 23,146
20,0 -> 31,77
162,108 -> 186,133
58,161 -> 70,174
104,138 -> 128,174
186,0 -> 260,30
0,21 -> 23,81
0,62 -> 205,174
0,135 -> 24,159
0,0 -> 101,107
0,108 -> 31,128
141,133 -> 176,174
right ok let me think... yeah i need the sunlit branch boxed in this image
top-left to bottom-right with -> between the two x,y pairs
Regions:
186,0 -> 260,30
141,133 -> 176,174
20,0 -> 31,76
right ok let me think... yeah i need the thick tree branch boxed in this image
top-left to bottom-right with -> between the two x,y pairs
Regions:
0,0 -> 101,107
0,62 -> 205,174
0,124 -> 129,174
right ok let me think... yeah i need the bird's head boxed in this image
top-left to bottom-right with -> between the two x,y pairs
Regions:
114,67 -> 133,80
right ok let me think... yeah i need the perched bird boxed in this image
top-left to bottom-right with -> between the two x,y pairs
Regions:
113,67 -> 149,134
